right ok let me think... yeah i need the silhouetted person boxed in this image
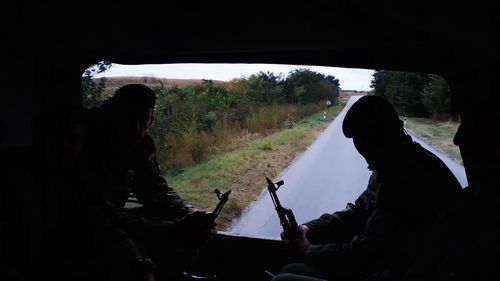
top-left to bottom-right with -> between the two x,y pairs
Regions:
60,84 -> 215,281
400,83 -> 500,281
0,122 -> 28,281
271,95 -> 462,281
0,115 -> 56,281
0,120 -> 6,144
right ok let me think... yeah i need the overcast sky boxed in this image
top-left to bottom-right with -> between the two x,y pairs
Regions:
96,63 -> 375,91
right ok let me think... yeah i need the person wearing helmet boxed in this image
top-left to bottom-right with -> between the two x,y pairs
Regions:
272,95 -> 462,281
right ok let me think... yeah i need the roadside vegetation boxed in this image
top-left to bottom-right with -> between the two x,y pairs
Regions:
83,62 -> 341,171
166,97 -> 347,230
404,118 -> 462,164
82,63 -> 461,231
83,62 -> 343,230
371,70 -> 462,164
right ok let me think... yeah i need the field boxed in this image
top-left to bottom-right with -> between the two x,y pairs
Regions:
102,76 -> 225,90
107,78 -> 459,230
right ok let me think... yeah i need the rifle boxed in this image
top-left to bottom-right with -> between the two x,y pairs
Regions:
205,188 -> 231,224
266,177 -> 300,239
183,189 -> 230,280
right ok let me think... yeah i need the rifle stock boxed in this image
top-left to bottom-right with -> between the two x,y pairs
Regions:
266,177 -> 300,239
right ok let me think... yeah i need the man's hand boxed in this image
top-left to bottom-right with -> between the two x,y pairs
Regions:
133,258 -> 157,281
177,210 -> 216,248
187,207 -> 218,235
280,225 -> 310,259
139,271 -> 156,281
186,207 -> 218,233
186,206 -> 204,215
177,210 -> 206,232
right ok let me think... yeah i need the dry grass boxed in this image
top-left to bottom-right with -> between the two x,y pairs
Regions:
405,117 -> 462,164
101,76 -> 226,90
168,100 -> 347,230
339,91 -> 370,96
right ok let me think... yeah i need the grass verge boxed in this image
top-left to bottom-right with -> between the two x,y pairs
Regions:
167,98 -> 347,230
404,117 -> 462,164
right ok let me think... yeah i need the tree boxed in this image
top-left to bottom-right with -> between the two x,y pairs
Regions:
421,74 -> 455,119
241,71 -> 285,105
284,69 -> 339,104
370,70 -> 428,116
370,70 -> 387,97
82,61 -> 112,108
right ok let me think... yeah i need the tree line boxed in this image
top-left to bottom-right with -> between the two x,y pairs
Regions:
370,70 -> 456,119
82,63 -> 340,169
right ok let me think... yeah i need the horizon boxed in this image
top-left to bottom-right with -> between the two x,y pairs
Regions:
95,63 -> 375,91
101,76 -> 371,92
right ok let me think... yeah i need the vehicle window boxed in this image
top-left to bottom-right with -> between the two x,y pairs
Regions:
82,63 -> 464,236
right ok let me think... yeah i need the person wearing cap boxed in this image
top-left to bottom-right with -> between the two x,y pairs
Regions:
69,84 -> 215,281
271,95 -> 462,281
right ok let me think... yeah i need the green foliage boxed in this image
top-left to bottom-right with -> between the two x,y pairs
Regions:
371,70 -> 455,119
243,103 -> 298,134
252,71 -> 286,104
283,69 -> 339,104
167,100 -> 346,230
421,75 -> 455,119
258,141 -> 273,151
82,61 -> 112,108
370,70 -> 428,116
82,66 -> 341,170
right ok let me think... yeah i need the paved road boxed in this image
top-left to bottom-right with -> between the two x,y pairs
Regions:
228,96 -> 467,238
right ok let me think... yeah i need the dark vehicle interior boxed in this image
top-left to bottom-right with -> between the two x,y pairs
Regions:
2,1 -> 499,280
